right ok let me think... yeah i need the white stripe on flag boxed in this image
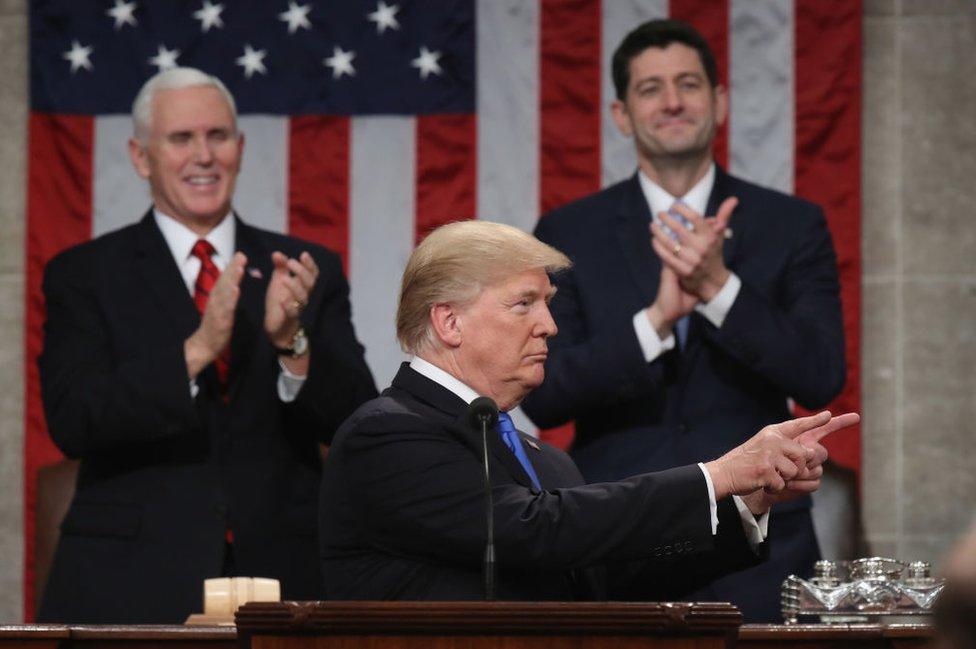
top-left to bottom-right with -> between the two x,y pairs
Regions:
236,116 -> 288,233
476,0 -> 539,232
349,116 -> 414,390
93,115 -> 149,236
600,0 -> 667,188
729,0 -> 794,193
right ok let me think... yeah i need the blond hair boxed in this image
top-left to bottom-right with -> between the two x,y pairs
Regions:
396,220 -> 571,354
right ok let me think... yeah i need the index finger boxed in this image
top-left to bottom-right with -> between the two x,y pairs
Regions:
299,251 -> 319,277
800,412 -> 860,444
776,411 -> 832,440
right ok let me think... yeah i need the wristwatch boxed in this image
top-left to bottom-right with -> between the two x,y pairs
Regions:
275,327 -> 309,359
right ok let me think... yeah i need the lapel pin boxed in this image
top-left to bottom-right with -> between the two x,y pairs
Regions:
525,438 -> 541,451
724,227 -> 733,240
247,267 -> 263,279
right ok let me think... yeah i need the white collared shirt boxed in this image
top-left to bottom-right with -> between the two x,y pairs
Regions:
153,209 -> 305,401
408,356 -> 765,542
630,163 -> 742,363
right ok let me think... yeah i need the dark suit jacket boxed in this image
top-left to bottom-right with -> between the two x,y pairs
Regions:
38,212 -> 376,624
318,363 -> 763,601
521,167 -> 845,619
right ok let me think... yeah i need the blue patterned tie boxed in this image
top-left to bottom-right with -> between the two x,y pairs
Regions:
661,200 -> 692,348
497,412 -> 542,490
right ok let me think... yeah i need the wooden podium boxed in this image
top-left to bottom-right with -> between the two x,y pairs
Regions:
235,601 -> 741,649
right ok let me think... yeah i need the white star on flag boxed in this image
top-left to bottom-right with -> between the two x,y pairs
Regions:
148,45 -> 180,71
279,2 -> 312,34
236,44 -> 268,78
193,1 -> 224,33
323,46 -> 356,79
367,1 -> 400,34
63,40 -> 93,73
106,0 -> 137,30
411,46 -> 442,80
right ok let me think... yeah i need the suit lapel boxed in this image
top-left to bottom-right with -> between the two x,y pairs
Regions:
392,365 -> 540,491
132,211 -> 200,340
613,175 -> 660,306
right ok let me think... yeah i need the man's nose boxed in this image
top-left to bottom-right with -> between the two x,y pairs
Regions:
662,83 -> 682,112
537,305 -> 558,338
192,137 -> 215,163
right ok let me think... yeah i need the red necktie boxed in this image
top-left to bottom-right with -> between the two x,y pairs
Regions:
190,240 -> 230,386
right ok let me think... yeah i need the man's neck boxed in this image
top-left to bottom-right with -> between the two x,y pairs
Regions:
637,153 -> 712,198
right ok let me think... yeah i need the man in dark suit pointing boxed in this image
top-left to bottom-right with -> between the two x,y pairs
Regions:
38,67 -> 376,623
521,20 -> 847,621
318,219 -> 857,601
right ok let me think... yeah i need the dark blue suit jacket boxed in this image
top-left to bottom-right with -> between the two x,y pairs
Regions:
522,167 -> 845,620
319,364 -> 762,601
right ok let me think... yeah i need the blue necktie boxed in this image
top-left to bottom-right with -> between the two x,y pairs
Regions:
660,200 -> 692,348
497,412 -> 542,490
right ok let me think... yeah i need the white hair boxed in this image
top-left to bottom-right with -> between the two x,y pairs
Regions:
131,67 -> 237,142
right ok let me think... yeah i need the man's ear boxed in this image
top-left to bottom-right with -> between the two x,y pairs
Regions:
429,303 -> 462,348
713,84 -> 729,128
610,99 -> 634,138
128,138 -> 151,179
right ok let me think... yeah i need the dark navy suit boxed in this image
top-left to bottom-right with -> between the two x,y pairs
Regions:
319,363 -> 763,601
522,167 -> 845,621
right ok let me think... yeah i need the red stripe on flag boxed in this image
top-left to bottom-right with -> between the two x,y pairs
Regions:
669,0 -> 730,168
795,0 -> 862,473
287,116 -> 351,273
539,0 -> 602,449
539,0 -> 602,214
415,114 -> 477,243
24,113 -> 94,620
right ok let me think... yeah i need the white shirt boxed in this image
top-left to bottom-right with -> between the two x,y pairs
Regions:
630,163 -> 742,363
153,210 -> 306,401
408,356 -> 766,544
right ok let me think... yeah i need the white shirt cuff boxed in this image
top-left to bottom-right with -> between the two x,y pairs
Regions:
694,272 -> 741,328
733,495 -> 770,547
633,310 -> 676,363
698,462 -> 719,534
276,359 -> 307,402
189,379 -> 199,399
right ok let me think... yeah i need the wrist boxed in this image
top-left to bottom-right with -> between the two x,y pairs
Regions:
646,304 -> 675,339
269,323 -> 301,349
703,459 -> 732,500
184,333 -> 216,379
697,268 -> 731,302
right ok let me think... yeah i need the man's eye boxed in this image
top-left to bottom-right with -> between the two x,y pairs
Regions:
169,133 -> 192,144
210,131 -> 230,142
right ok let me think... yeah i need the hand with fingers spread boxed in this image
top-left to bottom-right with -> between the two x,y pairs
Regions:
184,252 -> 247,379
265,250 -> 320,348
651,196 -> 738,302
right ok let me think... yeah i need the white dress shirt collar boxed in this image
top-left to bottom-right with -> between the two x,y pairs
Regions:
637,162 -> 715,218
409,356 -> 483,407
153,209 -> 235,293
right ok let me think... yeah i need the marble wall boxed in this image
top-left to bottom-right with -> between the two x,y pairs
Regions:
860,0 -> 976,566
0,0 -> 973,623
0,0 -> 27,624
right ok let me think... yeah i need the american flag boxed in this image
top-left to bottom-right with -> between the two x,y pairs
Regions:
25,0 -> 861,618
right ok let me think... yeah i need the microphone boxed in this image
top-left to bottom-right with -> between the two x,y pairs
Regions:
467,396 -> 499,601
